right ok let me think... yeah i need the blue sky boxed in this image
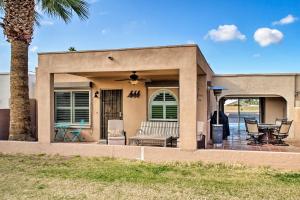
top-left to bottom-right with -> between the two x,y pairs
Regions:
0,0 -> 299,73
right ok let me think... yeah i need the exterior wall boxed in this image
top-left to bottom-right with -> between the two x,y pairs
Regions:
264,97 -> 287,123
0,73 -> 36,109
212,75 -> 298,140
1,141 -> 300,170
196,49 -> 214,144
0,74 -> 10,109
92,79 -> 147,141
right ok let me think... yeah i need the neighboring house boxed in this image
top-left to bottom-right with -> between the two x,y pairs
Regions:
0,73 -> 36,109
36,44 -> 300,150
0,73 -> 37,140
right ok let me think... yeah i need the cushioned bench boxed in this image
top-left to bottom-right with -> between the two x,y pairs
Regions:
129,121 -> 179,147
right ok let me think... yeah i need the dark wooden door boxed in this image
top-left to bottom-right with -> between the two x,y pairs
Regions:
100,90 -> 123,139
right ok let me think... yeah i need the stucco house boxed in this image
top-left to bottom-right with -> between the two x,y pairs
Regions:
0,73 -> 35,109
36,44 -> 300,150
0,73 -> 36,140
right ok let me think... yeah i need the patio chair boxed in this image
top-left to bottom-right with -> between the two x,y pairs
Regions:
275,118 -> 287,126
54,122 -> 70,142
244,117 -> 256,141
245,120 -> 264,145
68,119 -> 85,142
272,120 -> 293,146
107,120 -> 126,145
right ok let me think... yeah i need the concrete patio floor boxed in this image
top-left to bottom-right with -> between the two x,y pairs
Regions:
207,123 -> 300,152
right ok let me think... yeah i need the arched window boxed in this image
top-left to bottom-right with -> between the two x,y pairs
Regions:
149,90 -> 178,121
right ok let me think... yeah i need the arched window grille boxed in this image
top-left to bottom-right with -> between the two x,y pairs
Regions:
149,90 -> 178,121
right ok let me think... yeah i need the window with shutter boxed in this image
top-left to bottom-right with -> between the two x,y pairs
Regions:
55,92 -> 71,123
55,91 -> 90,125
73,92 -> 90,123
149,90 -> 178,121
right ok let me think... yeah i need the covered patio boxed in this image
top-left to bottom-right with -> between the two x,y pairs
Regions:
207,127 -> 300,152
210,73 -> 300,151
36,45 -> 214,150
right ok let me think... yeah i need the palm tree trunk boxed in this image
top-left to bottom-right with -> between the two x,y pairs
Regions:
9,40 -> 31,140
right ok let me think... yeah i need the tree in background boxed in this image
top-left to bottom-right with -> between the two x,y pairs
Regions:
68,47 -> 77,51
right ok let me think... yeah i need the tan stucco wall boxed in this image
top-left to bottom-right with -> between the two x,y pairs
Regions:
212,75 -> 300,140
196,49 -> 214,143
1,141 -> 300,170
37,45 -> 214,149
264,97 -> 287,123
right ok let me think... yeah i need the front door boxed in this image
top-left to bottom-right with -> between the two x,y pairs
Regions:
100,89 -> 123,139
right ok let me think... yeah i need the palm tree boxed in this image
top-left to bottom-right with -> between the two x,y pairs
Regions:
68,46 -> 77,51
0,0 -> 88,140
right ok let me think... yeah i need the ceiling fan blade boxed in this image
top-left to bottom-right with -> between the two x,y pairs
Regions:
138,78 -> 152,82
115,78 -> 130,81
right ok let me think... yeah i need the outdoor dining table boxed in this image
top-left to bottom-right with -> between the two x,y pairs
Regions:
258,123 -> 280,144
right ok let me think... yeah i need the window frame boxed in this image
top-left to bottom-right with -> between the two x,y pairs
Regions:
54,89 -> 91,127
148,89 -> 178,121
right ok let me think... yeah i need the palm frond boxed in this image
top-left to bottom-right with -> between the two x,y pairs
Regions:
38,0 -> 88,23
34,10 -> 42,26
0,0 -> 4,12
0,0 -> 4,29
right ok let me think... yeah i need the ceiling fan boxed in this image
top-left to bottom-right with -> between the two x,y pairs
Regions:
115,71 -> 150,85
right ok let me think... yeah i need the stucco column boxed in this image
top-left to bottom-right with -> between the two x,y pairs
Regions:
287,100 -> 295,139
179,67 -> 197,150
37,71 -> 54,143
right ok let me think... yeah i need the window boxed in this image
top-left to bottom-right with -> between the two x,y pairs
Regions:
149,90 -> 178,121
55,91 -> 90,125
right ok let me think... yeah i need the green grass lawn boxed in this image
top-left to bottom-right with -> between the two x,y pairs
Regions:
0,154 -> 299,200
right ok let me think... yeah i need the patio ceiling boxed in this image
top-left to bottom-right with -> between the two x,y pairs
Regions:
223,94 -> 286,98
69,69 -> 179,81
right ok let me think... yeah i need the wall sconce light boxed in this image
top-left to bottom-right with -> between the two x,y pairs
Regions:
94,91 -> 99,98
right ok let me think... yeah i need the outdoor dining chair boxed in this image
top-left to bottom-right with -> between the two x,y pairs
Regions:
245,120 -> 265,145
272,120 -> 293,146
275,118 -> 287,126
244,117 -> 257,141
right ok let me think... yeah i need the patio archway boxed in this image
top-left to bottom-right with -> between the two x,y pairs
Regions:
219,95 -> 287,144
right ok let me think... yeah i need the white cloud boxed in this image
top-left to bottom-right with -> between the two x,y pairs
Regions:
273,14 -> 298,25
205,24 -> 246,42
254,28 -> 283,47
40,20 -> 54,26
30,46 -> 38,53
